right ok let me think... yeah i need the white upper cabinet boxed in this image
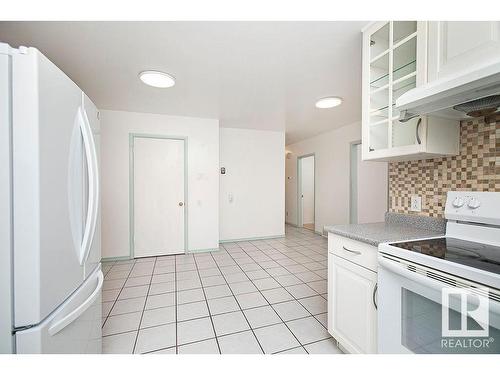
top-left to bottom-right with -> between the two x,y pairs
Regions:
428,21 -> 500,82
362,21 -> 460,161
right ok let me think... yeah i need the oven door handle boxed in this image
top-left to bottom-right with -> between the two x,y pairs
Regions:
378,256 -> 500,314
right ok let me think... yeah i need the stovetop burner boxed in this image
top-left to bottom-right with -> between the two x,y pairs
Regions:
390,237 -> 500,275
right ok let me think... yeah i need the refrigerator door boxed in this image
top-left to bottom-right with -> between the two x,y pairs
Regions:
83,93 -> 101,279
16,265 -> 103,354
12,48 -> 96,327
0,44 -> 15,354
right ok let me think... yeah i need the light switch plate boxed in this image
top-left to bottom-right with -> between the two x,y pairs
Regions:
410,195 -> 422,212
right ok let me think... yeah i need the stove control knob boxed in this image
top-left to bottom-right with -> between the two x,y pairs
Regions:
468,198 -> 481,209
452,197 -> 464,208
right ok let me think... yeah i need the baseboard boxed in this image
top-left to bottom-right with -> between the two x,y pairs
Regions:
285,221 -> 298,227
101,255 -> 132,262
187,248 -> 219,254
103,248 -> 221,260
219,234 -> 285,243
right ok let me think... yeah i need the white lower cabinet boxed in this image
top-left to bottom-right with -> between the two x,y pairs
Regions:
328,234 -> 378,353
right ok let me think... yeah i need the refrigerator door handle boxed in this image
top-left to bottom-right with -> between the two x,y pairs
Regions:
48,270 -> 103,336
78,103 -> 99,265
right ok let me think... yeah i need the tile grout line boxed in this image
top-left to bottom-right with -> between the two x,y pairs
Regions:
103,269 -> 325,330
104,225 -> 332,354
224,236 -> 330,349
174,256 -> 178,354
132,257 -> 157,354
247,236 -> 329,328
266,238 -> 326,278
208,251 -> 265,354
223,242 -> 308,353
102,259 -> 137,328
192,253 -> 222,354
101,302 -> 327,340
264,229 -> 335,332
142,330 -> 336,355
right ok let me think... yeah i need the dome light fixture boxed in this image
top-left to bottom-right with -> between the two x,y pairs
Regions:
315,96 -> 342,109
139,70 -> 176,88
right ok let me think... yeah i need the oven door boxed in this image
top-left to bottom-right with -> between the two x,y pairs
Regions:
378,254 -> 500,354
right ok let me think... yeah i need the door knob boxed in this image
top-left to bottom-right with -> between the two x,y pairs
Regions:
179,202 -> 184,206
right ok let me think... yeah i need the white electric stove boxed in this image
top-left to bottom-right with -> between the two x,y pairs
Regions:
377,191 -> 500,354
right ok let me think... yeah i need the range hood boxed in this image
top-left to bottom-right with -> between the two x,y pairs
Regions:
396,61 -> 500,122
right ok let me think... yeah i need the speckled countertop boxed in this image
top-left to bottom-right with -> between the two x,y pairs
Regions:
324,212 -> 445,247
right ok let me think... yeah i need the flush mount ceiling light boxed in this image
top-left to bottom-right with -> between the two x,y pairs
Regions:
315,96 -> 342,109
139,70 -> 176,88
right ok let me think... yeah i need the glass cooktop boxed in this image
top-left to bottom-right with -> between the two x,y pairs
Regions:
390,237 -> 500,276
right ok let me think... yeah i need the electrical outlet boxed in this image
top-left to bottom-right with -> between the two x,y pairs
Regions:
410,195 -> 422,212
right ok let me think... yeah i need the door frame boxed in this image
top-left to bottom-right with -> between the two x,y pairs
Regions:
296,153 -> 316,229
129,133 -> 188,258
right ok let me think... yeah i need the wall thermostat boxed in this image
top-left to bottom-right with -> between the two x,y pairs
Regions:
221,167 -> 226,175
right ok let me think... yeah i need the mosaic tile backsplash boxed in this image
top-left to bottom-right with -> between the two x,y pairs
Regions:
389,114 -> 500,217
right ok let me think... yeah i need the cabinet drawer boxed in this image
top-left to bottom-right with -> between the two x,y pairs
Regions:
328,233 -> 378,272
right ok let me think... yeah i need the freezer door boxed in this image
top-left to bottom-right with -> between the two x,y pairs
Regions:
16,265 -> 103,354
83,93 -> 101,279
12,48 -> 93,326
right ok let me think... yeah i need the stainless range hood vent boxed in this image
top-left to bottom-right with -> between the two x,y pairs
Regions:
452,94 -> 500,118
396,61 -> 500,121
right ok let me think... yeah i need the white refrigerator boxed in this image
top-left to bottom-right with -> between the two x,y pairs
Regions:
0,42 -> 102,353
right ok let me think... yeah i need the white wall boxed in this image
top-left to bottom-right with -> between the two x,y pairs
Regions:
285,121 -> 362,233
220,128 -> 285,241
300,156 -> 315,224
356,144 -> 388,224
100,110 -> 219,259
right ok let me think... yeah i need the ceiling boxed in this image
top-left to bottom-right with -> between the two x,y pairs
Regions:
0,21 -> 366,144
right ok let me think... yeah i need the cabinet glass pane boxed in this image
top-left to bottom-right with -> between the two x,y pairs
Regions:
392,117 -> 420,147
370,87 -> 389,125
370,53 -> 389,90
370,23 -> 389,57
393,36 -> 417,81
393,75 -> 416,105
392,74 -> 417,116
393,21 -> 417,45
369,122 -> 388,151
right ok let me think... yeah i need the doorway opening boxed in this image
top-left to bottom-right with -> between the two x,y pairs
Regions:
297,154 -> 315,231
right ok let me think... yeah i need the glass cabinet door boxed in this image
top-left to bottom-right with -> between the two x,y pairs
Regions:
368,23 -> 390,151
391,21 -> 420,148
367,21 -> 420,153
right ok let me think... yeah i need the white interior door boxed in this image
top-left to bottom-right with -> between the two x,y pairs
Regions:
133,137 -> 185,257
298,155 -> 315,229
300,156 -> 315,229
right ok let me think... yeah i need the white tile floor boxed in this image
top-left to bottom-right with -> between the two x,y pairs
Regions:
101,225 -> 342,354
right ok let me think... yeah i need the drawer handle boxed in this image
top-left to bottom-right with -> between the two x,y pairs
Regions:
342,246 -> 362,255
